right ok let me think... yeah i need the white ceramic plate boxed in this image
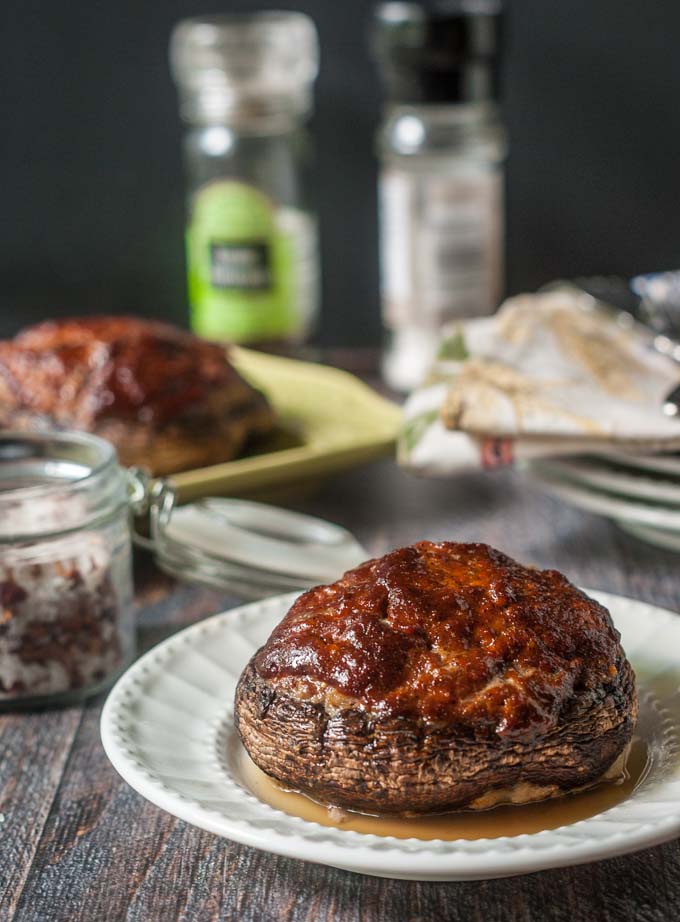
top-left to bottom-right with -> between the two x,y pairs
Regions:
530,466 -> 680,533
533,457 -> 680,506
101,591 -> 680,881
617,520 -> 680,552
603,450 -> 680,478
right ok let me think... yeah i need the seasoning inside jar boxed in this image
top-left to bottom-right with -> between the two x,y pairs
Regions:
0,432 -> 135,708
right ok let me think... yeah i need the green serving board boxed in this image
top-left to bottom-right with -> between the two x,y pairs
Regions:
169,348 -> 400,502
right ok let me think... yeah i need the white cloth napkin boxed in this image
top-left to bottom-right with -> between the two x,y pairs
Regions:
399,288 -> 680,475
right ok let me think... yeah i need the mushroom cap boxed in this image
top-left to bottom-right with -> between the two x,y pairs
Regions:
235,542 -> 637,814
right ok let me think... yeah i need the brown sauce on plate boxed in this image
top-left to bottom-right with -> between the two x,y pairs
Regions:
240,738 -> 648,841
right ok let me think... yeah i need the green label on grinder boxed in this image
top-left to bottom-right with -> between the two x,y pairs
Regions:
186,180 -> 296,342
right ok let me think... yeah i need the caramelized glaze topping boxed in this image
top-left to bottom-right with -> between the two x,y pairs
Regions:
255,542 -> 623,739
0,316 -> 240,427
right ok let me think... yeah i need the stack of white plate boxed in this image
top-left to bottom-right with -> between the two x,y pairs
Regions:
528,452 -> 680,551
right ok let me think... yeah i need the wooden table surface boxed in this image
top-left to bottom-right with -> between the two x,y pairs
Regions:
3,458 -> 680,921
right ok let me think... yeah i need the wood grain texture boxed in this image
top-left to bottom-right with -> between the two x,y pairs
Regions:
0,708 -> 82,919
4,458 -> 680,921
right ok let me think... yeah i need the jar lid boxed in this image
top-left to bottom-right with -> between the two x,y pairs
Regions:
169,12 -> 319,124
372,1 -> 504,105
131,477 -> 367,600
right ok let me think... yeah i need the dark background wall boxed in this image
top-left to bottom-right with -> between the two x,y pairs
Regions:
1,0 -> 678,344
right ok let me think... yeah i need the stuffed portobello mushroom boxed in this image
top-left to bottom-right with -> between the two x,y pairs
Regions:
235,542 -> 637,815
